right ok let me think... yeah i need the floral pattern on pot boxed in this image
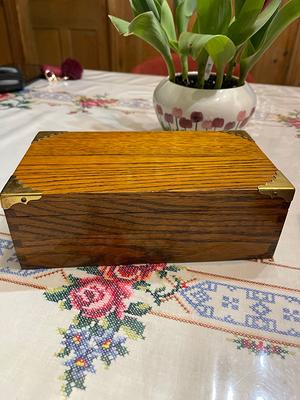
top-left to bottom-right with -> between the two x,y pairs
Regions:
153,75 -> 257,132
155,104 -> 256,131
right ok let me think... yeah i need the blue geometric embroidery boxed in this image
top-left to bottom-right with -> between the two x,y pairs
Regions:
0,238 -> 46,275
250,302 -> 271,317
0,267 -> 47,276
180,280 -> 300,339
222,296 -> 239,310
0,238 -> 13,255
283,308 -> 300,323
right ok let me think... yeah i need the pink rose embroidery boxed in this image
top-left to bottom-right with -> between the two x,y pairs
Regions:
0,93 -> 11,101
81,100 -> 98,107
287,117 -> 300,128
69,276 -> 132,319
100,264 -> 167,282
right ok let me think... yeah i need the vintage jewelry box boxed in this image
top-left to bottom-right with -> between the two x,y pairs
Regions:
0,130 -> 295,268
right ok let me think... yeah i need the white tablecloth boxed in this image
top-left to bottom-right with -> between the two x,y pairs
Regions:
0,70 -> 299,400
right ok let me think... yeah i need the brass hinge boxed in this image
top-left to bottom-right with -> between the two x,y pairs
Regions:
258,170 -> 295,203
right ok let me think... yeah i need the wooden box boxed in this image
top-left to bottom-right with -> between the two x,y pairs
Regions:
0,130 -> 295,268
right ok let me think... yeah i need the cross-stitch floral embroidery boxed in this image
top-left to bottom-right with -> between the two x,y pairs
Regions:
69,276 -> 132,319
44,264 -> 182,398
278,110 -> 300,137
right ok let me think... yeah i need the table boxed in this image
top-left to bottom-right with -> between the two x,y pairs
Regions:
0,70 -> 299,400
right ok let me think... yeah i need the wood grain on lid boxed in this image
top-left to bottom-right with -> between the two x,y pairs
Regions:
13,131 -> 277,195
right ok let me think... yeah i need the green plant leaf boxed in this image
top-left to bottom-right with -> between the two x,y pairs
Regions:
129,0 -> 149,16
179,32 -> 236,68
196,0 -> 232,34
108,15 -> 130,34
240,0 -> 300,82
145,0 -> 161,19
126,11 -> 175,80
228,0 -> 280,46
129,0 -> 162,19
161,0 -> 177,41
235,0 -> 246,17
179,32 -> 236,88
176,0 -> 197,34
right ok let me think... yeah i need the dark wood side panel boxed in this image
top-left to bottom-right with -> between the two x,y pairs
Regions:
5,191 -> 290,268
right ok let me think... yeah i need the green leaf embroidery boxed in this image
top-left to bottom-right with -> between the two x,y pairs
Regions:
126,302 -> 152,316
122,316 -> 145,339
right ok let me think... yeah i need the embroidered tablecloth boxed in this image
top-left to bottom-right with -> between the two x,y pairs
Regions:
0,70 -> 299,400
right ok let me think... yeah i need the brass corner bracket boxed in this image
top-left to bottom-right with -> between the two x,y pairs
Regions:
0,176 -> 41,210
258,171 -> 295,203
33,131 -> 65,142
225,130 -> 254,142
1,194 -> 42,210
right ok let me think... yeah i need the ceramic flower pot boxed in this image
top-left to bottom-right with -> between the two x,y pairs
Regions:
153,73 -> 257,131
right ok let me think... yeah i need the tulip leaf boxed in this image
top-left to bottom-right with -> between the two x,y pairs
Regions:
127,11 -> 175,80
129,0 -> 149,16
145,0 -> 161,20
196,0 -> 232,34
228,0 -> 281,46
179,32 -> 236,87
176,0 -> 197,34
108,15 -> 130,35
235,0 -> 246,17
161,0 -> 177,41
240,0 -> 300,82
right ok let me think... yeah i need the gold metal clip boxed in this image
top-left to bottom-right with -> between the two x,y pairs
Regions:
258,171 -> 295,203
0,176 -> 41,210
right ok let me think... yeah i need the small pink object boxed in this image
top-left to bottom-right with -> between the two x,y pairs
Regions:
41,64 -> 62,77
61,58 -> 83,80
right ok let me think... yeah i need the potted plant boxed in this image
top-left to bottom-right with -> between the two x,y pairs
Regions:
109,0 -> 300,131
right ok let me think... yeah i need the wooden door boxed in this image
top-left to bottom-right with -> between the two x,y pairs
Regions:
0,0 -> 38,66
252,19 -> 300,86
28,0 -> 110,70
107,0 -> 175,73
0,0 -> 13,65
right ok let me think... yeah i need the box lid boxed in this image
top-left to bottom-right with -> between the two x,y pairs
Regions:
1,130 -> 295,210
